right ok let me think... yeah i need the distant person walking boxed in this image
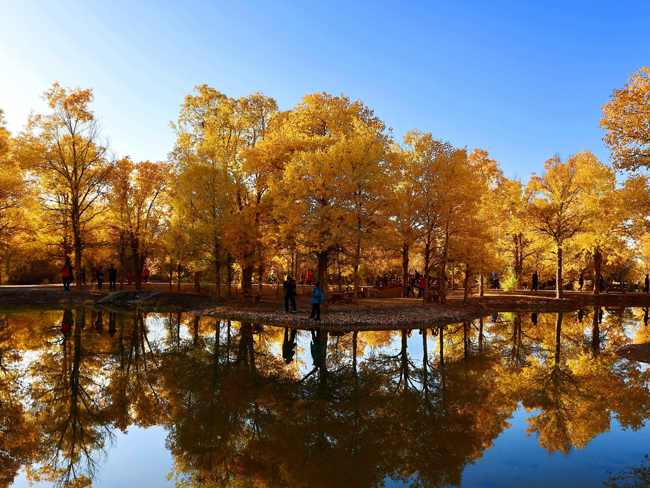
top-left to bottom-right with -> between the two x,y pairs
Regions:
599,275 -> 605,293
407,275 -> 415,297
579,275 -> 584,291
531,271 -> 538,291
306,269 -> 312,285
310,281 -> 325,321
108,264 -> 117,290
645,274 -> 649,293
144,266 -> 150,284
60,260 -> 73,291
96,266 -> 105,290
418,275 -> 426,299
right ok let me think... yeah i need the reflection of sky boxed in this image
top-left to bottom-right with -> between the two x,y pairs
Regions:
12,427 -> 175,487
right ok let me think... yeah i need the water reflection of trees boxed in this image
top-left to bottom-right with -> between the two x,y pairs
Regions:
1,309 -> 650,487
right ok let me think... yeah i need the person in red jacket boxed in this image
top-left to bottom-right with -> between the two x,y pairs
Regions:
60,259 -> 73,291
418,275 -> 426,299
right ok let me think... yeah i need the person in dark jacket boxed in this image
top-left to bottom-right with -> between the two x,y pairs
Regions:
310,281 -> 325,321
531,271 -> 538,292
108,264 -> 118,290
645,274 -> 649,293
283,276 -> 297,313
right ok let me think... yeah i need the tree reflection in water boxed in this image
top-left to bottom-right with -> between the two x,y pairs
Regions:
0,309 -> 649,487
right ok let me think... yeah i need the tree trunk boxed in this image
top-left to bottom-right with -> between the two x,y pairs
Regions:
479,273 -> 484,297
227,258 -> 233,297
242,265 -> 254,293
592,306 -> 600,355
438,263 -> 446,304
593,247 -> 602,296
317,250 -> 328,298
169,258 -> 173,292
556,243 -> 563,299
554,312 -> 563,366
401,243 -> 409,298
73,223 -> 82,290
132,239 -> 142,290
195,271 -> 200,293
423,240 -> 430,307
463,264 -> 470,302
215,258 -> 221,299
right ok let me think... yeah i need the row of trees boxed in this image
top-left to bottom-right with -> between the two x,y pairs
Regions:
2,67 -> 650,299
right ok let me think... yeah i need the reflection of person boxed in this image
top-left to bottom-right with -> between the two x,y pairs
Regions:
577,309 -> 583,322
60,309 -> 74,336
282,327 -> 297,364
95,310 -> 104,333
310,281 -> 325,321
108,264 -> 117,290
643,308 -> 649,327
108,312 -> 117,337
310,328 -> 324,367
531,313 -> 538,325
599,307 -> 604,324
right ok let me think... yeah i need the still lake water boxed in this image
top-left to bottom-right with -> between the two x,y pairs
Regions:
2,307 -> 650,487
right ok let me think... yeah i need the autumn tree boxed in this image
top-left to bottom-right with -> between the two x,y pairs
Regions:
264,92 -> 389,292
108,158 -> 170,289
526,155 -> 588,298
16,84 -> 113,289
601,67 -> 650,172
571,151 -> 628,294
172,86 -> 277,294
401,131 -> 469,304
386,146 -> 421,297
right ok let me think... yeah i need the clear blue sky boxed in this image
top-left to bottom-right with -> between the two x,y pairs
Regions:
1,0 -> 649,179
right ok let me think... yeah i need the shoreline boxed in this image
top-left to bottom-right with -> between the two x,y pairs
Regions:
2,288 -> 650,328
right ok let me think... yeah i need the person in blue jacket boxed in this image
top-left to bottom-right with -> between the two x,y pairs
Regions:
310,281 -> 325,321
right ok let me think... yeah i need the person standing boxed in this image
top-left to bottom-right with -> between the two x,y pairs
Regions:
310,281 -> 325,321
407,275 -> 415,297
60,259 -> 73,291
417,275 -> 426,299
144,266 -> 150,284
96,266 -> 105,290
531,271 -> 538,292
578,275 -> 584,291
306,269 -> 312,286
283,275 -> 293,313
599,275 -> 605,293
108,264 -> 117,291
645,274 -> 649,293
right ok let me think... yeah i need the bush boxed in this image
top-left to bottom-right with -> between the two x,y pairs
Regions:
501,268 -> 518,292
